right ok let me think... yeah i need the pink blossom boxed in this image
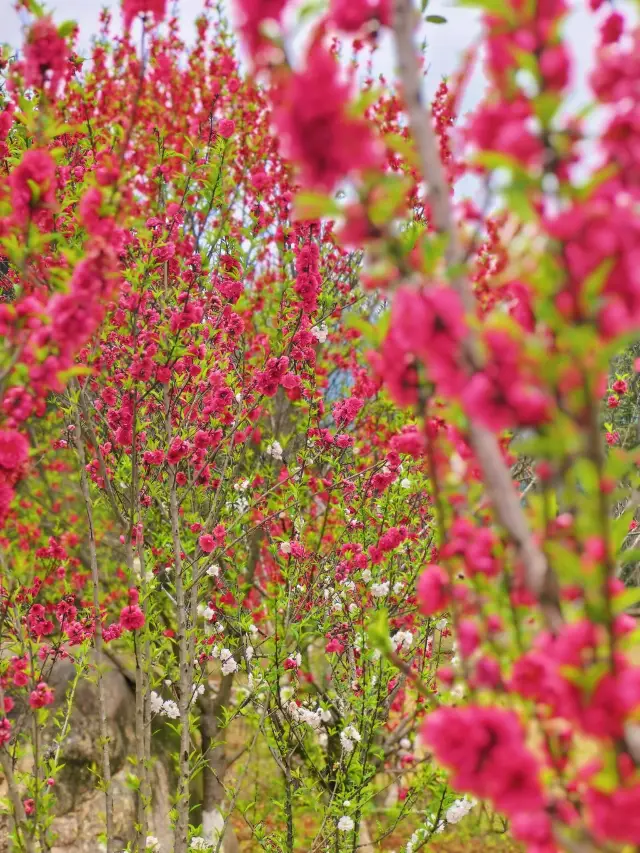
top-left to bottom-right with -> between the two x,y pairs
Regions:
330,0 -> 390,32
0,718 -> 11,746
218,119 -> 236,139
416,564 -> 450,616
276,42 -> 379,190
235,0 -> 289,63
199,534 -> 215,553
333,397 -> 363,427
122,0 -> 167,30
29,682 -> 55,709
119,604 -> 145,631
422,706 -> 545,816
0,430 -> 29,473
23,17 -> 69,96
8,149 -> 56,226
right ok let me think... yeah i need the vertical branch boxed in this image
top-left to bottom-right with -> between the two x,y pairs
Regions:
165,384 -> 193,853
198,674 -> 234,847
72,399 -> 114,852
391,0 -> 563,631
0,748 -> 35,853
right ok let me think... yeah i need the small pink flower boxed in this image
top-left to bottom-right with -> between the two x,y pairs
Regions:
199,533 -> 215,553
119,604 -> 145,631
416,564 -> 450,616
218,119 -> 236,139
29,682 -> 54,709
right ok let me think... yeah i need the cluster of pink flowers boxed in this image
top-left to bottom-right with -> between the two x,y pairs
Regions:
22,16 -> 70,98
424,707 -> 557,851
119,588 -> 145,632
122,0 -> 167,31
294,229 -> 322,313
275,41 -> 380,191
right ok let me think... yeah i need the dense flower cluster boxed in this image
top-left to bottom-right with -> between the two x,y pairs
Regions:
1,2 -> 640,852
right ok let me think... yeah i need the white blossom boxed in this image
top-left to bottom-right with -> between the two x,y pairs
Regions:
400,478 -> 411,489
150,691 -> 163,714
162,699 -> 180,719
340,725 -> 361,753
206,564 -> 220,578
340,734 -> 354,753
337,816 -> 354,832
436,618 -> 448,631
445,797 -> 476,825
391,630 -> 413,652
221,657 -> 238,675
450,453 -> 466,477
234,496 -> 249,514
279,541 -> 292,555
371,581 -> 389,598
145,837 -> 159,851
266,440 -> 283,461
361,569 -> 372,583
310,323 -> 328,343
393,581 -> 404,595
203,607 -> 215,622
189,837 -> 212,851
289,702 -> 322,730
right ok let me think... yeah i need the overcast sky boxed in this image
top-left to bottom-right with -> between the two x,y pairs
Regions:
5,0 -> 632,203
4,0 -> 606,119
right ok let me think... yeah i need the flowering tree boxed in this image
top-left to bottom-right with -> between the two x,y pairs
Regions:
1,0 -> 640,852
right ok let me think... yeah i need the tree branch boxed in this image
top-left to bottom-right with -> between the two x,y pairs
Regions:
391,0 -> 563,631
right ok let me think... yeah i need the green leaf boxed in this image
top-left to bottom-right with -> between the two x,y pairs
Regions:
294,190 -> 341,221
576,163 -> 618,201
384,132 -> 418,166
502,186 -> 538,223
580,258 -> 614,313
367,608 -> 392,654
425,14 -> 447,23
472,150 -> 533,182
613,587 -> 640,614
421,232 -> 448,275
348,87 -> 382,118
532,92 -> 561,125
458,0 -> 516,22
58,20 -> 77,38
369,175 -> 411,228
